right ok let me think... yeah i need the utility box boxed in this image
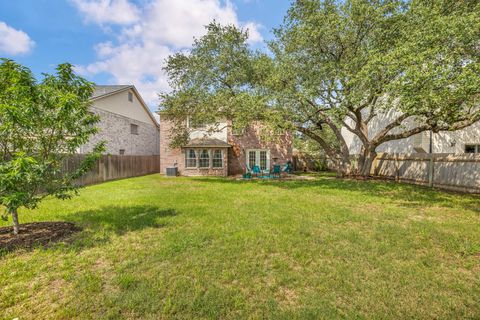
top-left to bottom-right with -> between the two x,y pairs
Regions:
166,167 -> 178,177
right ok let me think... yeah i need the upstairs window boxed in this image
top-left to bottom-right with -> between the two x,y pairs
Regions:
465,144 -> 480,154
212,150 -> 223,168
188,116 -> 210,129
130,123 -> 139,135
128,91 -> 133,102
199,149 -> 210,168
119,149 -> 125,155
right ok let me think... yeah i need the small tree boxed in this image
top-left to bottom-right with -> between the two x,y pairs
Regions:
0,59 -> 104,235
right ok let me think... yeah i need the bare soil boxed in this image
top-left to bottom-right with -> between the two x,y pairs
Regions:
0,222 -> 81,252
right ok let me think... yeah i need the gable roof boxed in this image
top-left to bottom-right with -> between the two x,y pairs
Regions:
91,85 -> 159,128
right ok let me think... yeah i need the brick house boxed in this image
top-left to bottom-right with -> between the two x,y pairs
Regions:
159,115 -> 293,176
79,85 -> 160,156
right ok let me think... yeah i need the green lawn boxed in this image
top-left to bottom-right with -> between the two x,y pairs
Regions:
1,174 -> 479,319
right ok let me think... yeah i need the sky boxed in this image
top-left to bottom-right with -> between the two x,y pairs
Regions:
0,0 -> 291,110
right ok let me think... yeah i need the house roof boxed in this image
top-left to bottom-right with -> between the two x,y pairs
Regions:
91,85 -> 159,128
184,138 -> 231,148
92,85 -> 132,99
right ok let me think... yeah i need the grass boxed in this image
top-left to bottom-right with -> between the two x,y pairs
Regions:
1,174 -> 479,319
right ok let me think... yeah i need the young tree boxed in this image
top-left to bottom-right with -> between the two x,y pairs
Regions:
161,1 -> 480,177
0,59 -> 104,235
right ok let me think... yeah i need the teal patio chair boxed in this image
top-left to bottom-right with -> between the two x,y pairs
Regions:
252,165 -> 261,177
272,165 -> 281,178
283,162 -> 293,174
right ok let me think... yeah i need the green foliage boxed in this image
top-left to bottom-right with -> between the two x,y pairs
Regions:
0,59 -> 104,225
160,1 -> 480,176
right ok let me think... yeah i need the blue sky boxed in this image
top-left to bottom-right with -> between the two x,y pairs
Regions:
0,0 -> 291,109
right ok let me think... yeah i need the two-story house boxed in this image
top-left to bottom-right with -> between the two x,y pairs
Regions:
159,115 -> 293,176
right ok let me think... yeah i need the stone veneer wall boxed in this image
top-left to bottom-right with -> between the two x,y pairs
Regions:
79,106 -> 159,155
227,122 -> 293,175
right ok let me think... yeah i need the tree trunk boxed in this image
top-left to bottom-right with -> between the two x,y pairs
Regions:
10,208 -> 20,235
359,149 -> 377,177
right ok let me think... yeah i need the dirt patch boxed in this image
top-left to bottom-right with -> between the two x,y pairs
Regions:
0,222 -> 81,252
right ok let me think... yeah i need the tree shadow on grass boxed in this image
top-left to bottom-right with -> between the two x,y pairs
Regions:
60,205 -> 178,251
192,176 -> 480,213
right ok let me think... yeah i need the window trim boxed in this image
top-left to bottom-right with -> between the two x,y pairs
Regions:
246,149 -> 270,170
465,144 -> 480,154
130,123 -> 139,135
212,149 -> 224,168
198,149 -> 210,168
185,149 -> 197,168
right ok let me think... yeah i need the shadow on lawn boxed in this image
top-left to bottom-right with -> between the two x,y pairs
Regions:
62,205 -> 178,250
193,175 -> 480,213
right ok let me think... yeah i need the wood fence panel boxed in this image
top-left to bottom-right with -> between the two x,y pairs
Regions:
373,153 -> 480,193
62,155 -> 159,186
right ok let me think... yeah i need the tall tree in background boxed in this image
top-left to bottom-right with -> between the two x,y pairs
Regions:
161,1 -> 480,176
0,59 -> 104,235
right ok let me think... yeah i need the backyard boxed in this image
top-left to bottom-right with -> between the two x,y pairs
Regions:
1,174 -> 479,319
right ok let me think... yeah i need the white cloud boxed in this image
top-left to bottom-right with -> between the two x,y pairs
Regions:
74,0 -> 263,107
71,0 -> 140,25
0,22 -> 35,55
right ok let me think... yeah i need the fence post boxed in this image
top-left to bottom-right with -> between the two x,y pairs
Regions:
428,154 -> 434,187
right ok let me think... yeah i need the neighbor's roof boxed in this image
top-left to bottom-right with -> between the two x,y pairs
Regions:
91,85 -> 159,128
92,85 -> 132,99
184,138 -> 231,148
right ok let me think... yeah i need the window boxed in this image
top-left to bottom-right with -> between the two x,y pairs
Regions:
465,144 -> 480,154
119,149 -> 125,155
128,91 -> 133,102
199,149 -> 210,168
248,150 -> 256,169
186,149 -> 197,168
247,149 -> 270,170
130,123 -> 138,135
212,150 -> 223,168
259,151 -> 268,170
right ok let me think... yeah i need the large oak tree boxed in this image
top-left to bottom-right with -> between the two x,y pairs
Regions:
161,0 -> 480,176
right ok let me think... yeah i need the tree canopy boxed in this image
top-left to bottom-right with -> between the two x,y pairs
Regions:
0,59 -> 104,234
160,0 -> 480,176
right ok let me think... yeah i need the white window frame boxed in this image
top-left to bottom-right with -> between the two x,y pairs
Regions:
185,149 -> 197,168
198,149 -> 210,168
246,149 -> 270,170
130,123 -> 138,135
212,149 -> 224,168
465,144 -> 480,154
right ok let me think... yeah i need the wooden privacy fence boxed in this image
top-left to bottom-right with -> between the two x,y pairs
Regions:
371,153 -> 480,193
63,154 -> 160,186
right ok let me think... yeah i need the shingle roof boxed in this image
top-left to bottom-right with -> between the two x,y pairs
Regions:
184,138 -> 231,148
92,85 -> 132,99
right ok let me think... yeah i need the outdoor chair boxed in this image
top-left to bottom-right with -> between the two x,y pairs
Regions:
272,165 -> 281,178
283,162 -> 293,174
252,165 -> 261,177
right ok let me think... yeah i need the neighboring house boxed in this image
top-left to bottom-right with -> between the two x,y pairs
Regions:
159,115 -> 293,176
79,85 -> 160,155
342,109 -> 480,155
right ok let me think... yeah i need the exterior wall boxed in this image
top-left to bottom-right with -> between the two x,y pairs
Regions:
159,117 -> 294,176
79,106 -> 159,155
227,122 -> 293,175
190,121 -> 228,142
92,88 -> 154,124
342,109 -> 480,154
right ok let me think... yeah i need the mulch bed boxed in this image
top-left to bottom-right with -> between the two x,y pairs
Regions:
0,222 -> 81,252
